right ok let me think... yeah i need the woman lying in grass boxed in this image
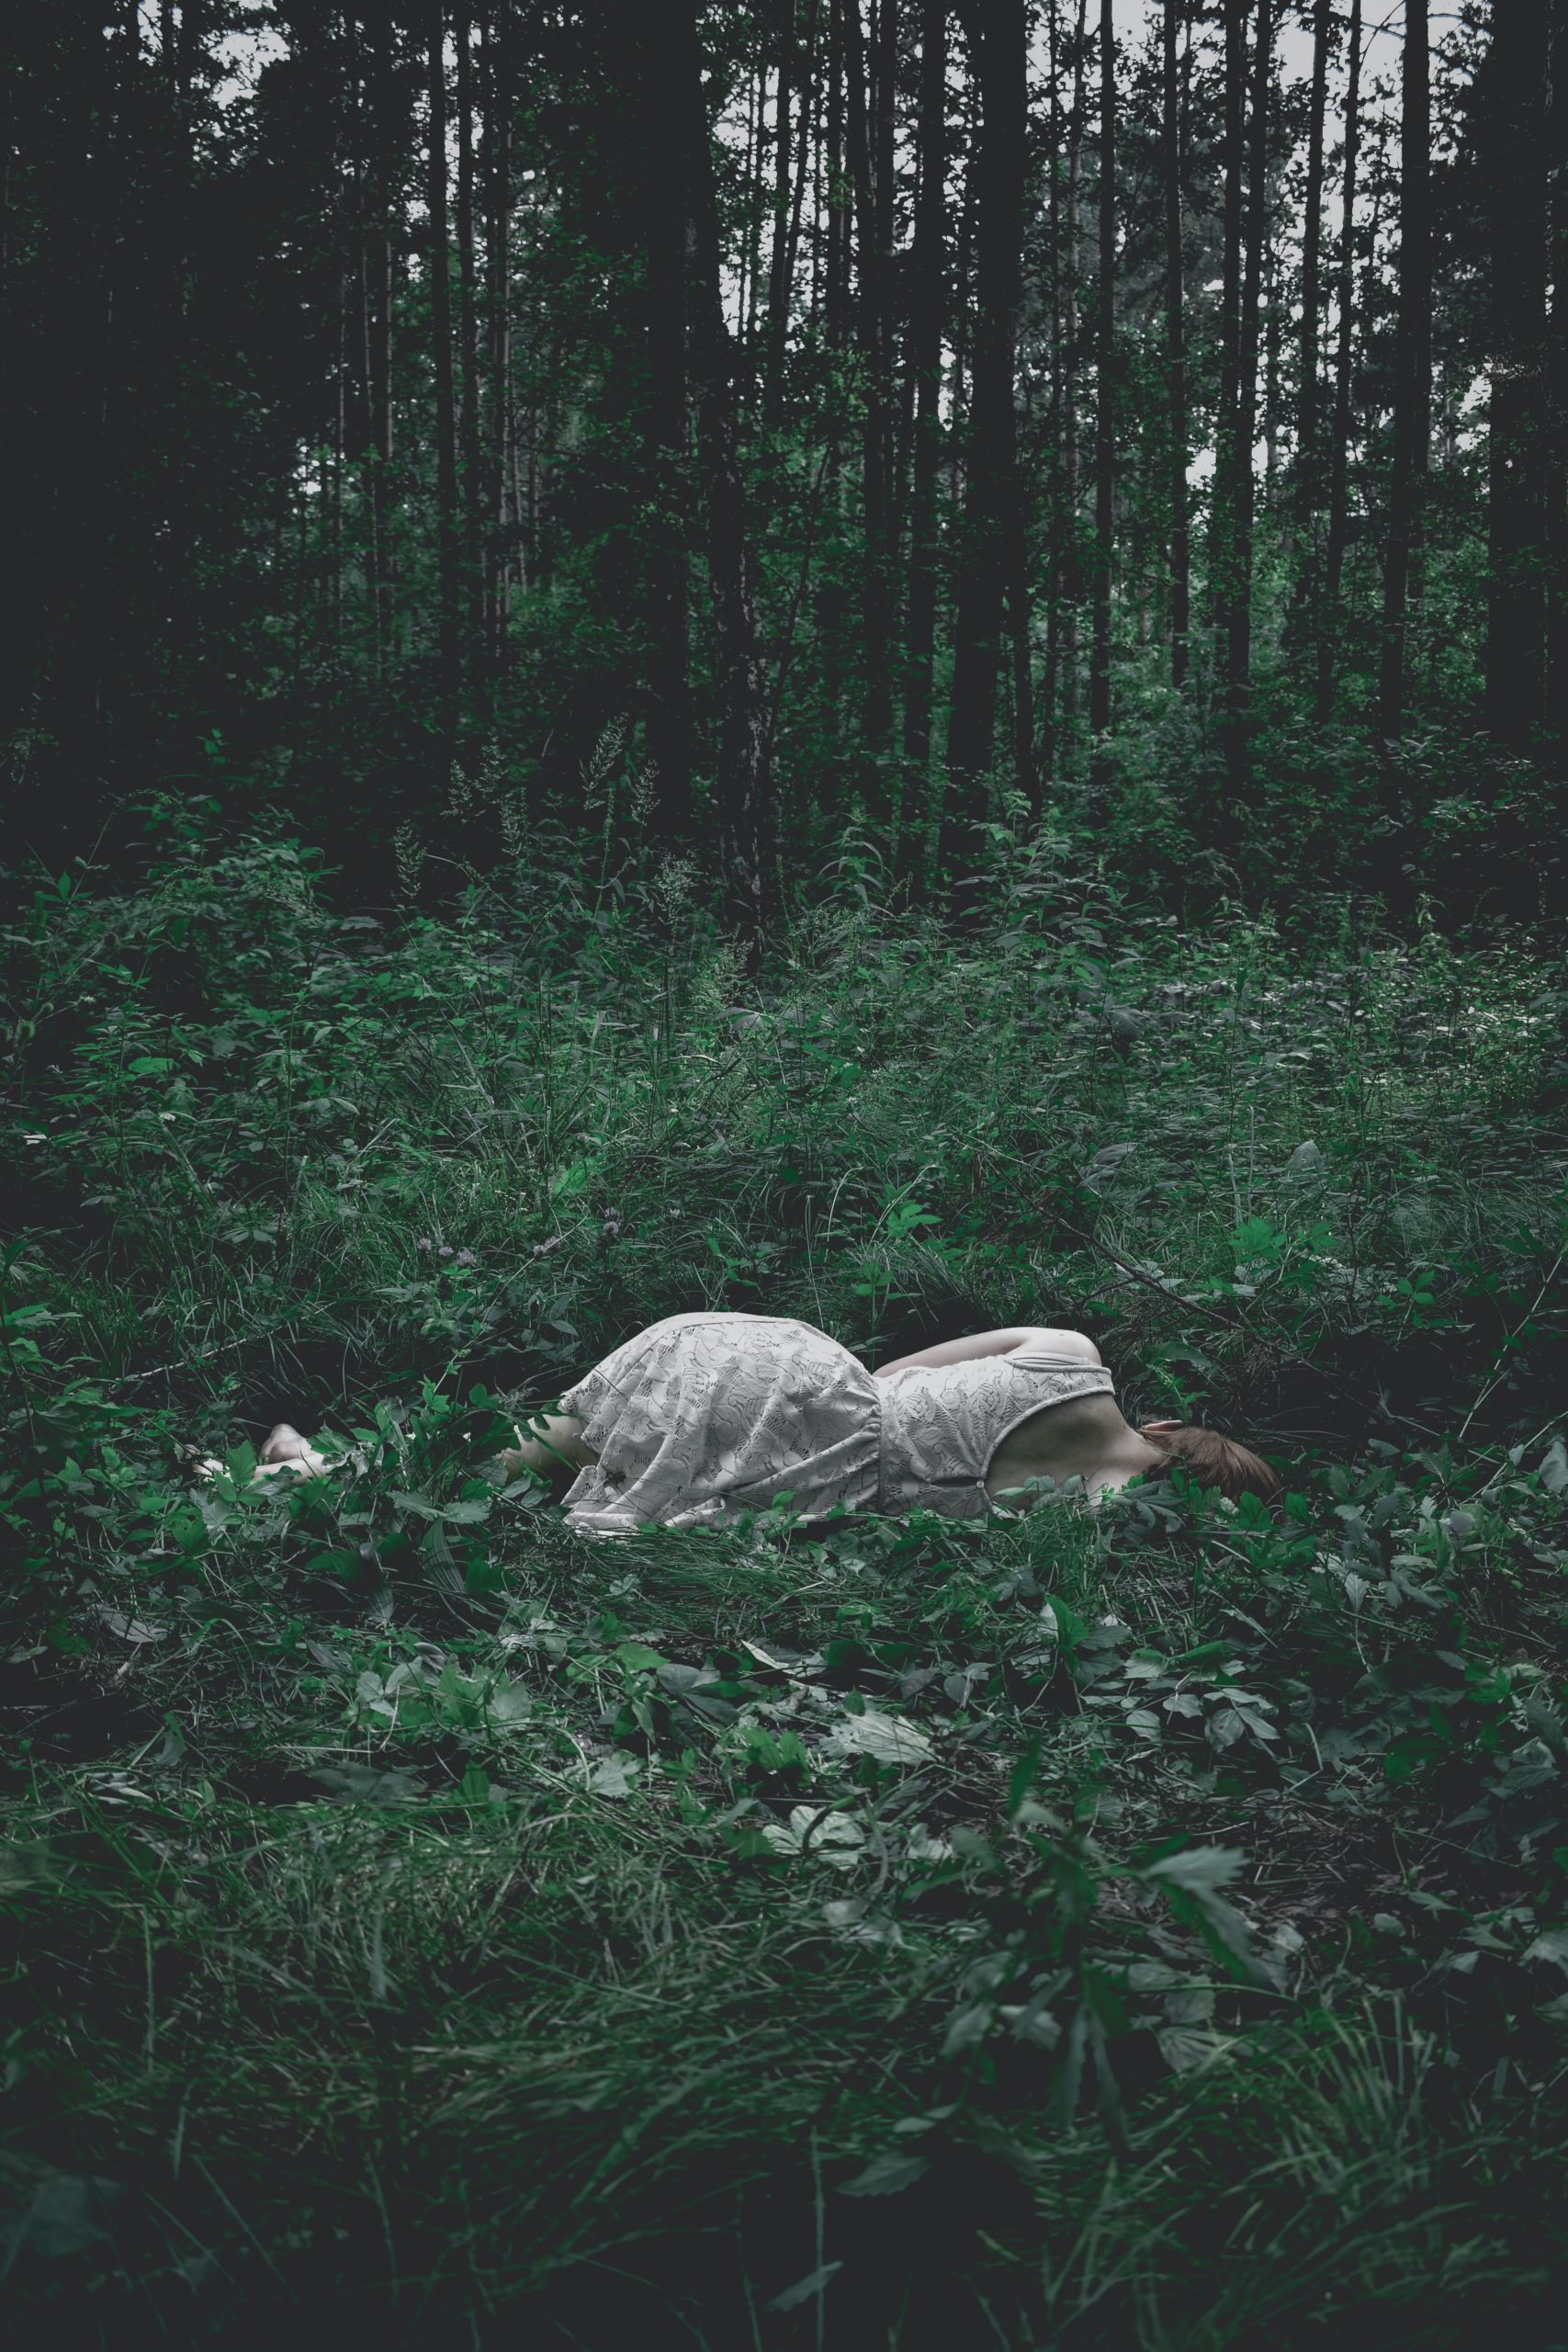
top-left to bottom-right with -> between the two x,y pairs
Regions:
257,1311 -> 1280,1533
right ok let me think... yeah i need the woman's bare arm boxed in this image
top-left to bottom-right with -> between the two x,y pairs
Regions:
871,1328 -> 1100,1378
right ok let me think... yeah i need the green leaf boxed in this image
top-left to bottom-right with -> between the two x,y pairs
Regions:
840,2151 -> 931,2198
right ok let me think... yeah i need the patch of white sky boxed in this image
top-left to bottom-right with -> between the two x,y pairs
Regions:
173,0 -> 1483,470
718,0 -> 1481,477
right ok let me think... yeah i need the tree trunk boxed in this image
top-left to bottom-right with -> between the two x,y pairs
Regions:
1548,0 -> 1568,743
1087,0 -> 1115,778
1162,0 -> 1190,690
1483,0 -> 1550,752
1291,0 -> 1329,651
1378,0 -> 1430,758
843,0 -> 895,781
456,8 -> 483,699
1223,0 -> 1271,787
818,0 -> 850,816
428,4 -> 460,742
1060,0 -> 1089,742
763,0 -> 797,425
1040,0 -> 1065,771
1317,0 -> 1360,720
677,4 -> 774,942
368,10 -> 396,672
900,0 -> 947,872
1210,0 -> 1247,715
483,5 -> 512,679
638,2 -> 694,834
944,0 -> 1027,846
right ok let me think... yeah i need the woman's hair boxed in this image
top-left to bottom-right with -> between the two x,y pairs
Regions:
1139,1423 -> 1282,1505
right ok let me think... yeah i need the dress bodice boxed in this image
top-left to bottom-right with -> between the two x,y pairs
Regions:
874,1342 -> 1114,1519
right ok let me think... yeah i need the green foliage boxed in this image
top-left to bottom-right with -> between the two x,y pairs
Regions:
3,820 -> 1568,2341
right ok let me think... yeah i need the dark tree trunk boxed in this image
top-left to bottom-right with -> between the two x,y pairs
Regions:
844,0 -> 896,779
944,0 -> 1027,844
1210,0 -> 1247,709
763,0 -> 797,424
1317,0 -> 1360,720
1087,0 -> 1115,775
368,11 -> 397,670
818,0 -> 850,815
1040,0 -> 1065,771
1548,0 -> 1568,742
428,4 -> 460,741
1483,0 -> 1550,752
483,5 -> 512,679
1378,0 -> 1430,757
900,0 -> 947,869
1162,0 -> 1189,689
1292,0 -> 1329,643
1060,0 -> 1089,743
676,5 -> 773,941
456,7 -> 483,695
637,4 -> 694,834
1223,0 -> 1271,787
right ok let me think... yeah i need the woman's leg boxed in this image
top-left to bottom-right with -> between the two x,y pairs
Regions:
491,1410 -> 597,1486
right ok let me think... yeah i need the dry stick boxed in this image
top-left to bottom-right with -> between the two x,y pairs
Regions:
1455,1250 -> 1566,1445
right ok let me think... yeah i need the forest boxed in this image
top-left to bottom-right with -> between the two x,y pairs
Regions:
4,0 -> 1568,2344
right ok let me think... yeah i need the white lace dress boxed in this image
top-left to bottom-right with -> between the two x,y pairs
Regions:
556,1311 -> 1112,1537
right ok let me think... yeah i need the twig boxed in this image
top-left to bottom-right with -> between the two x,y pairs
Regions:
1455,1250 -> 1565,1444
1048,1215 -> 1432,1433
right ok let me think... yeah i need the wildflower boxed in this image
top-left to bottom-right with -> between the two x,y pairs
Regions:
438,1243 -> 454,1259
455,1248 -> 477,1267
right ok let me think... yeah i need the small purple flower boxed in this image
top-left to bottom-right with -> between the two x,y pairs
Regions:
438,1243 -> 454,1259
455,1248 -> 477,1267
416,1237 -> 433,1253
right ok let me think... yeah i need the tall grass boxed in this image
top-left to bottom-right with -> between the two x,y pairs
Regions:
3,808 -> 1567,2343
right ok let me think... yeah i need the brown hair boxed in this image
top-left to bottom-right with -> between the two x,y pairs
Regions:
1139,1423 -> 1282,1506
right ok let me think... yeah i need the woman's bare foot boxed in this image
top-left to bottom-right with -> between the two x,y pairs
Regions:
258,1423 -> 331,1477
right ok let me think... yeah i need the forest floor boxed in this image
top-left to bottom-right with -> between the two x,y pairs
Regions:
5,813 -> 1568,2346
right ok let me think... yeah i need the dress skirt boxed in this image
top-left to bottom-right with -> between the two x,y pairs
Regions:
557,1311 -> 882,1537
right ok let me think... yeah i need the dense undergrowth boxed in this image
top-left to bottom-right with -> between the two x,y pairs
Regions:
4,802 -> 1568,2346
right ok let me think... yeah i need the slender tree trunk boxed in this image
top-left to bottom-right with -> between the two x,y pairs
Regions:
638,3 -> 694,834
1547,0 -> 1568,743
1041,0 -> 1065,770
901,0 -> 948,872
1061,0 -> 1088,741
784,0 -> 820,324
944,0 -> 1027,849
1223,0 -> 1271,788
428,3 -> 460,741
1318,0 -> 1360,719
1210,0 -> 1247,712
1378,0 -> 1430,758
369,11 -> 396,669
1292,0 -> 1330,653
677,3 -> 774,942
844,0 -> 896,783
456,7 -> 483,701
1087,0 -> 1115,778
818,0 -> 850,816
484,5 -> 512,678
1483,0 -> 1550,752
763,0 -> 797,425
1162,0 -> 1190,690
